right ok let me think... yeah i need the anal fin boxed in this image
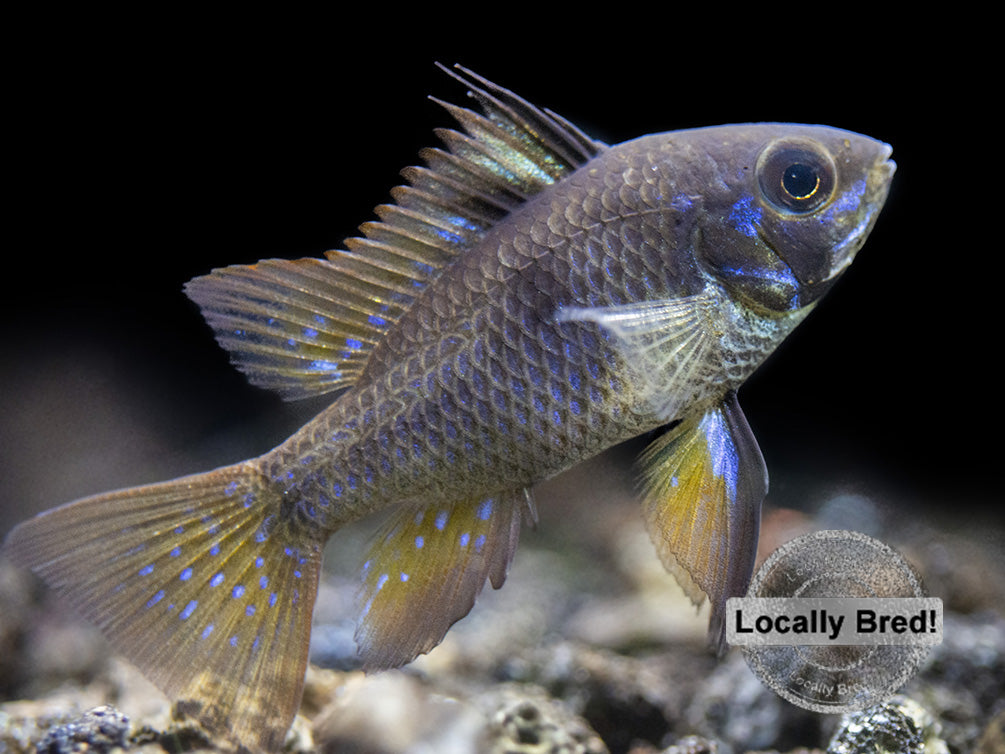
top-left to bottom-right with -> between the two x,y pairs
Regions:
354,488 -> 531,671
637,393 -> 767,650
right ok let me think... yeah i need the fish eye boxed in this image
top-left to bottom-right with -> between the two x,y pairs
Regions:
756,139 -> 836,213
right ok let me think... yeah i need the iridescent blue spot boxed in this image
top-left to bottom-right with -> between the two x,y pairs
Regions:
435,510 -> 449,531
728,194 -> 763,238
303,327 -> 318,339
255,556 -> 265,568
224,481 -> 238,496
201,624 -> 214,639
269,592 -> 278,607
179,567 -> 193,581
138,564 -> 154,576
309,360 -> 342,374
229,635 -> 238,647
174,525 -> 185,534
477,500 -> 494,520
375,573 -> 389,591
703,411 -> 740,499
232,585 -> 245,599
294,570 -> 302,579
246,604 -> 256,616
210,573 -> 224,587
209,544 -> 220,556
259,575 -> 269,589
671,193 -> 694,212
400,572 -> 409,582
146,590 -> 165,608
459,532 -> 470,547
474,534 -> 487,552
252,635 -> 261,652
180,600 -> 198,620
170,546 -> 181,558
346,337 -> 363,350
412,261 -> 435,277
284,546 -> 295,557
368,314 -> 387,327
415,535 -> 425,549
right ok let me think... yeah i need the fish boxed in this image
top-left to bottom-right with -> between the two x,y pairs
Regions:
4,64 -> 895,751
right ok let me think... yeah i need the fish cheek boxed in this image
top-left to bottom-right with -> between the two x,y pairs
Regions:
695,206 -> 802,313
758,213 -> 837,291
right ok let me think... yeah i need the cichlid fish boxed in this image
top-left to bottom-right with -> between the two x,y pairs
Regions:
6,65 -> 894,751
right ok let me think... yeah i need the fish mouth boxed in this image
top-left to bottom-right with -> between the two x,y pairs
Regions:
825,146 -> 896,281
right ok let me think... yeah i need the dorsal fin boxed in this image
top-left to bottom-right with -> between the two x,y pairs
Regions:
186,65 -> 605,400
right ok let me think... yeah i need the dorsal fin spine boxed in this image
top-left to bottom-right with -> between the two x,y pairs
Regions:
414,148 -> 526,208
433,100 -> 570,183
438,63 -> 601,167
186,65 -> 605,400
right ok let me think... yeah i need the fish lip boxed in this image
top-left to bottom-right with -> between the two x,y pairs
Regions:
825,149 -> 896,280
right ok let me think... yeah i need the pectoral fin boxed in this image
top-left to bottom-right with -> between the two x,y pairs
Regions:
354,489 -> 532,671
556,288 -> 722,422
637,393 -> 766,650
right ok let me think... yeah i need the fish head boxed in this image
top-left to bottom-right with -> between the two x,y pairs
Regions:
691,124 -> 895,313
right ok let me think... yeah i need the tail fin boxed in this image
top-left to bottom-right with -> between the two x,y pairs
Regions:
5,463 -> 321,753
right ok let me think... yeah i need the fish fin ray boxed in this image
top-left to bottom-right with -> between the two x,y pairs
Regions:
4,464 -> 320,753
185,258 -> 404,399
557,288 -> 723,422
354,488 -> 530,671
637,393 -> 766,651
187,66 -> 603,398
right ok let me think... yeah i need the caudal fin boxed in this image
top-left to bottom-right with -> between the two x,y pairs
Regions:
5,463 -> 321,753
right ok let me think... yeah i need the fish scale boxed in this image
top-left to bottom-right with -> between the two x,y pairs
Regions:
6,65 -> 894,752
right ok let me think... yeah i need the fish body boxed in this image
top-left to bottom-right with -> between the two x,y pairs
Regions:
6,66 -> 895,751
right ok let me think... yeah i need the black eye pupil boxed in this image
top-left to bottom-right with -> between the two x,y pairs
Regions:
782,163 -> 819,199
757,140 -> 835,213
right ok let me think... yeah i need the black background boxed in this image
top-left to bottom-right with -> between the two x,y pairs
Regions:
2,13 -> 998,537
